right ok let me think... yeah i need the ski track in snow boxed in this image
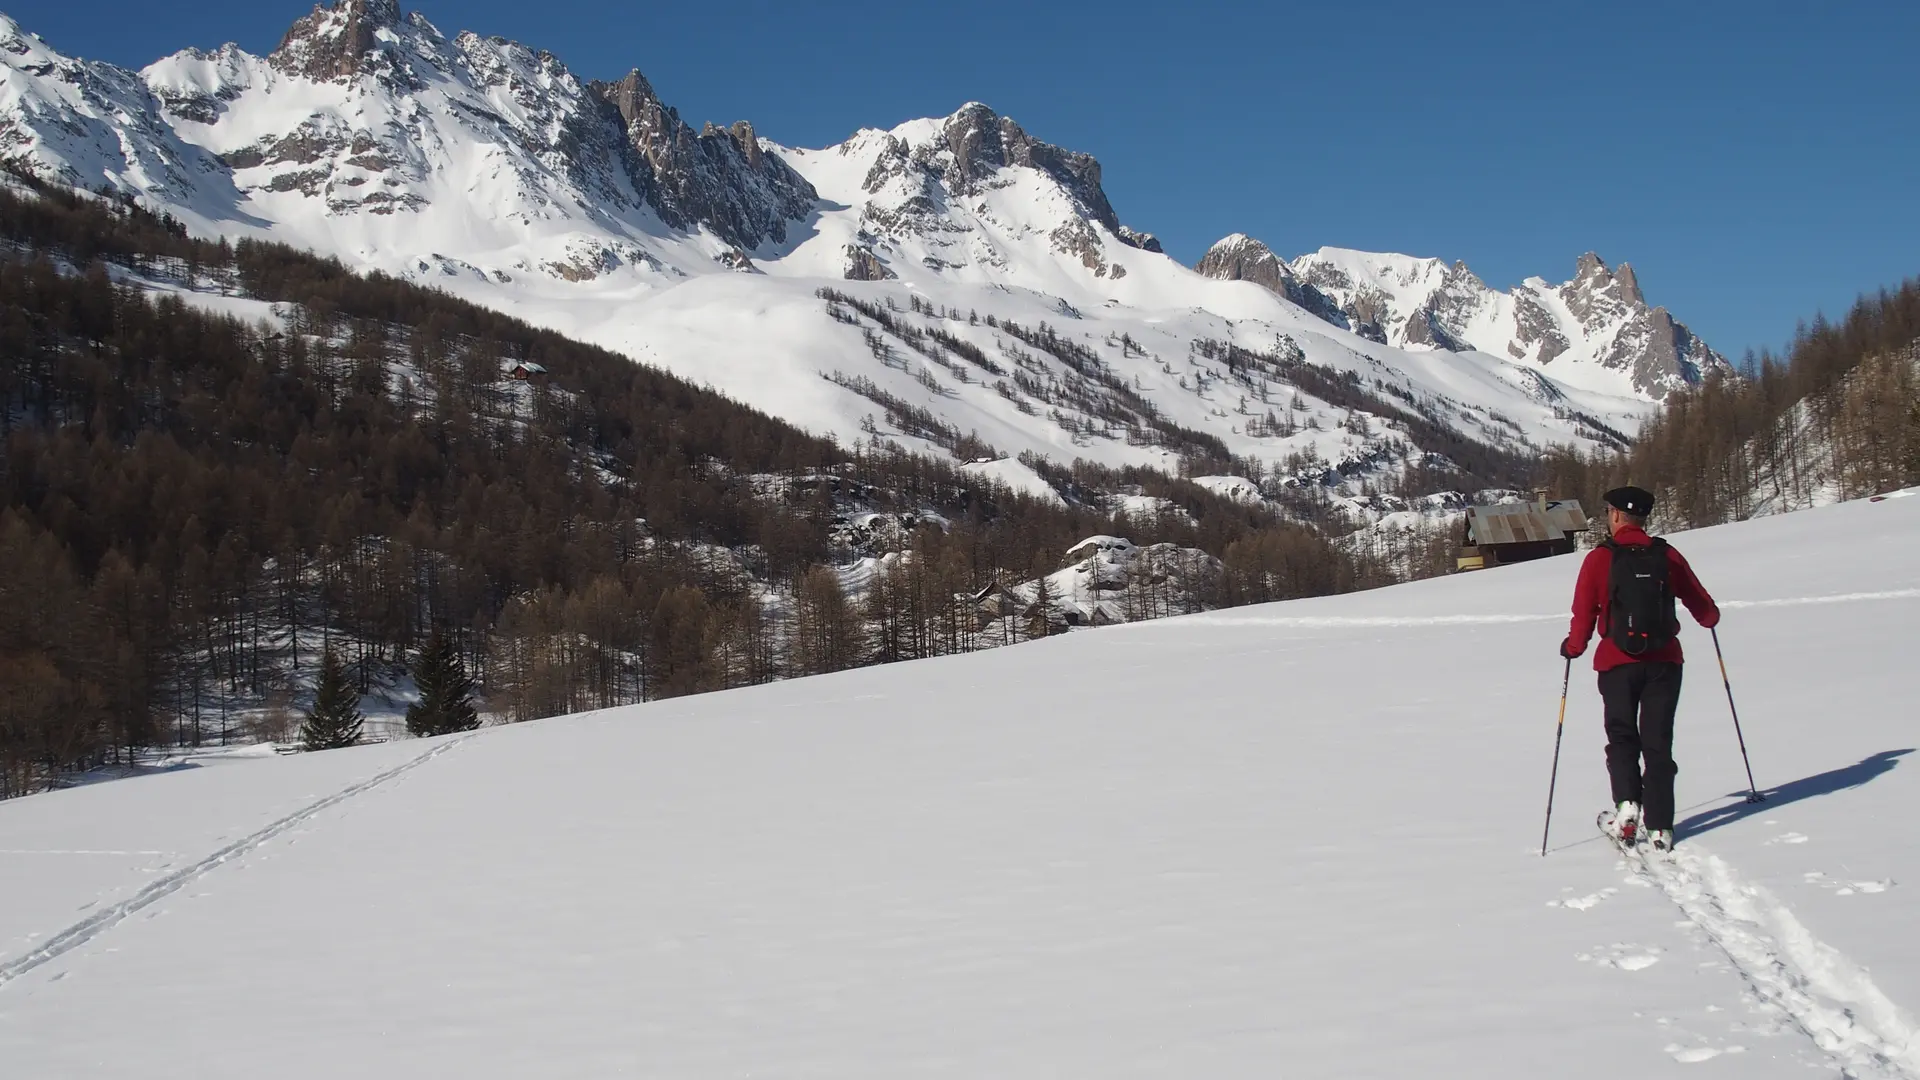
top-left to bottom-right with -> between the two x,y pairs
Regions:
0,849 -> 173,856
1631,844 -> 1920,1078
0,737 -> 469,991
1167,612 -> 1565,629
1719,588 -> 1920,610
1160,587 -> 1920,630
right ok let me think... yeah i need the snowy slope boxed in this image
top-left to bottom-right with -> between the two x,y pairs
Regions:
0,3 -> 1690,487
4,489 -> 1916,1077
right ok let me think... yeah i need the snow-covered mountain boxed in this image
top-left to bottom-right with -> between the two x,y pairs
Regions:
0,1 -> 1724,492
1198,235 -> 1724,398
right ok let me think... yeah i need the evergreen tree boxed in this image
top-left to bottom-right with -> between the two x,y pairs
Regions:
1029,573 -> 1054,639
301,647 -> 364,751
405,627 -> 478,737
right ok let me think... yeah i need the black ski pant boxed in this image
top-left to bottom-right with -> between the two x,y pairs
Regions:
1598,661 -> 1682,831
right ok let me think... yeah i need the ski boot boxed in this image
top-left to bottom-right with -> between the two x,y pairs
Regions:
1601,801 -> 1641,848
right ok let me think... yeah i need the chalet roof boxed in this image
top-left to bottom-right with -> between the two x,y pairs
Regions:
1465,500 -> 1587,546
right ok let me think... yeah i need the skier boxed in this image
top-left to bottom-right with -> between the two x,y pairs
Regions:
1559,486 -> 1720,851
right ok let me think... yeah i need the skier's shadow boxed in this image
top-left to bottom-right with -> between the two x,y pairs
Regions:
1678,748 -> 1913,837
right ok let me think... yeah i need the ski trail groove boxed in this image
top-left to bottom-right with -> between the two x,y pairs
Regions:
1633,845 -> 1920,1078
1154,587 -> 1919,631
0,737 -> 469,990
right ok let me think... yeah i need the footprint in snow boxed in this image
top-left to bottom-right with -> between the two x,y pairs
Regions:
1576,943 -> 1664,971
1801,871 -> 1894,896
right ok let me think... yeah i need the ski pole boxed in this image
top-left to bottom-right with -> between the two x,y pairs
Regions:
1711,626 -> 1764,804
1541,656 -> 1572,856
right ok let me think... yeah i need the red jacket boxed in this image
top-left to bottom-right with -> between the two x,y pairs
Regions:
1566,525 -> 1719,671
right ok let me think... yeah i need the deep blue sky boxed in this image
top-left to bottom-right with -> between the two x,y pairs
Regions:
7,0 -> 1916,359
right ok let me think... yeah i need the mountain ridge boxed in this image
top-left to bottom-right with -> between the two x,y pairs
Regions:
0,1 -> 1721,490
1196,235 -> 1721,398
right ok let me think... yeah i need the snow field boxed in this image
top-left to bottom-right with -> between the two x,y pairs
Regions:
0,491 -> 1914,1076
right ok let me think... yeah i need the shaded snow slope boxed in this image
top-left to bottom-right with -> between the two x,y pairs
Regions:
3,490 -> 1916,1077
0,5 -> 1691,484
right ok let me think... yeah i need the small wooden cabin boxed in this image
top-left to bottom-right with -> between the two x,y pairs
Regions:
1456,498 -> 1589,571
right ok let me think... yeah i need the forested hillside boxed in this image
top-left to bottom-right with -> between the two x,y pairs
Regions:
1534,278 -> 1920,531
1636,281 -> 1920,527
0,178 -> 1361,796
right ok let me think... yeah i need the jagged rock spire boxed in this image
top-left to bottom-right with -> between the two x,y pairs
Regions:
590,67 -> 818,250
271,0 -> 404,80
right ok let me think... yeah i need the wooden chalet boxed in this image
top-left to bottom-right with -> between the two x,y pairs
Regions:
1455,497 -> 1590,572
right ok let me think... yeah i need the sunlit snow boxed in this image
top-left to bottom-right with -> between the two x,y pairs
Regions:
2,490 -> 1915,1076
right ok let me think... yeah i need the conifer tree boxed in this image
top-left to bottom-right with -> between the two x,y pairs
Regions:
405,627 -> 479,737
301,647 -> 364,751
1029,573 -> 1054,639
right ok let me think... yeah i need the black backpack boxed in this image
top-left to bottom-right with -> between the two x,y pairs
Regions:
1605,537 -> 1678,655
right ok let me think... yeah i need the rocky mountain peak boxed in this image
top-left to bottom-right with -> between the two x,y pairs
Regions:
589,67 -> 816,251
1562,252 -> 1635,324
270,0 -> 404,81
935,102 -> 1009,184
934,104 -> 1110,224
913,102 -> 1155,251
1196,234 -> 1291,290
1564,252 -> 1645,317
598,69 -> 663,129
1614,262 -> 1644,306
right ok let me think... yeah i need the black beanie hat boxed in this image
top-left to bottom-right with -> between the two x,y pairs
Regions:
1605,486 -> 1655,517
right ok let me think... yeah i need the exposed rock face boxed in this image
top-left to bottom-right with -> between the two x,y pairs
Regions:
1511,291 -> 1571,364
1195,235 -> 1357,332
591,70 -> 818,250
1557,252 -> 1716,393
270,0 -> 405,83
843,244 -> 893,280
1198,237 -> 1725,398
933,103 -> 1119,232
1196,233 -> 1288,291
